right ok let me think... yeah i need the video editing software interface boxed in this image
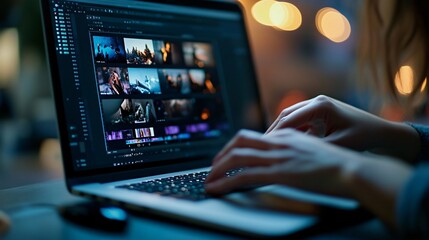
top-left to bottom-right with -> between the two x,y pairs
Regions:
47,0 -> 256,171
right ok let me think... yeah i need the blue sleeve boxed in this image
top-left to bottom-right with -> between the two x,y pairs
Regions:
407,123 -> 429,162
396,163 -> 429,238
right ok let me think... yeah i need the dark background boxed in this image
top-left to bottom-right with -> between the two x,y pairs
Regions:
0,0 -> 428,189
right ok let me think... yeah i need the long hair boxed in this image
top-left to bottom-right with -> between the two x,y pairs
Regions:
358,0 -> 429,102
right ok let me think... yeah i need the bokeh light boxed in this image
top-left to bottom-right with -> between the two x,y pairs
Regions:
394,65 -> 414,95
316,7 -> 351,43
0,28 -> 19,86
420,78 -> 427,92
201,108 -> 210,120
269,2 -> 302,31
252,0 -> 277,26
276,90 -> 308,116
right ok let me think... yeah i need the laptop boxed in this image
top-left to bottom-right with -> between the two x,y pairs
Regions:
41,0 -> 359,237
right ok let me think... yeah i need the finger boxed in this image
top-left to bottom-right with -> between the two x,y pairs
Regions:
266,127 -> 299,138
269,101 -> 327,134
205,167 -> 277,194
213,130 -> 268,165
304,119 -> 327,137
207,148 -> 286,183
265,100 -> 311,134
324,129 -> 364,150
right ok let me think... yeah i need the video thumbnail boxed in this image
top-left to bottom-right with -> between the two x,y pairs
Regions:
93,36 -> 126,64
102,99 -> 160,125
183,42 -> 215,68
153,99 -> 166,121
186,123 -> 209,133
159,69 -> 190,94
194,98 -> 224,121
106,129 -> 134,141
97,67 -> 130,95
188,69 -> 217,94
135,127 -> 155,138
133,99 -> 158,123
128,68 -> 161,95
125,38 -> 155,65
161,99 -> 195,120
164,125 -> 180,135
153,41 -> 183,65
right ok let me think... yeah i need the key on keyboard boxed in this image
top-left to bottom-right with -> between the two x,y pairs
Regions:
116,169 -> 243,201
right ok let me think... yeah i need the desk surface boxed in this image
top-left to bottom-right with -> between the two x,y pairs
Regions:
0,180 -> 395,240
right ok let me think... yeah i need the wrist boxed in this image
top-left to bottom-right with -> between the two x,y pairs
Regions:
338,152 -> 364,198
340,153 -> 413,228
374,121 -> 420,163
389,122 -> 420,162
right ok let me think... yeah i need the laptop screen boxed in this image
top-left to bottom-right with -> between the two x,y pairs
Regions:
42,0 -> 264,175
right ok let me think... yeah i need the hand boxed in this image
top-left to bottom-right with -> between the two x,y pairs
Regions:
206,129 -> 360,197
266,95 -> 420,162
205,128 -> 412,228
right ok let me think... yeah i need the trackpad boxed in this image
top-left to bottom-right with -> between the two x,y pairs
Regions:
224,185 -> 359,215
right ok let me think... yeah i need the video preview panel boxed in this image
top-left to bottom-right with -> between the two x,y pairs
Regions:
106,129 -> 134,141
91,35 -> 228,150
124,38 -> 156,65
153,41 -> 183,65
158,69 -> 191,94
188,69 -> 218,94
134,127 -> 155,138
97,67 -> 130,95
102,99 -> 163,125
183,42 -> 215,68
128,68 -> 161,95
161,99 -> 195,121
93,36 -> 126,64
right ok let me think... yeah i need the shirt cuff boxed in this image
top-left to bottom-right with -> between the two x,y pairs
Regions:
406,122 -> 429,161
396,163 -> 429,238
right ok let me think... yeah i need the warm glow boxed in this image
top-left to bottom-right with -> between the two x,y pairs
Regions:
201,109 -> 210,120
420,78 -> 427,92
205,79 -> 216,93
0,28 -> 19,86
269,2 -> 302,31
379,104 -> 405,122
39,139 -> 63,177
276,90 -> 308,116
252,0 -> 277,26
394,65 -> 414,95
316,8 -> 351,43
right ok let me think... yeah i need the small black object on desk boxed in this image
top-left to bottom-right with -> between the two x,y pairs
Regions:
58,201 -> 128,232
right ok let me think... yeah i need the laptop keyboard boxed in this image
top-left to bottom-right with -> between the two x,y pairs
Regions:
116,169 -> 243,201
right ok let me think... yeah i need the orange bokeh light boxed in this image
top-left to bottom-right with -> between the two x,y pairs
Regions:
316,8 -> 351,43
276,90 -> 308,116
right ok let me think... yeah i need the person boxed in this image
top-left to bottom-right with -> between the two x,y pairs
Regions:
205,0 -> 429,238
143,44 -> 154,65
109,70 -> 125,95
145,101 -> 155,123
112,47 -> 126,63
117,99 -> 134,124
134,103 -> 144,122
160,42 -> 172,64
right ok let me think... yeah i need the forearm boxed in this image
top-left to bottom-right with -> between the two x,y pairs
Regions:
341,155 -> 413,229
